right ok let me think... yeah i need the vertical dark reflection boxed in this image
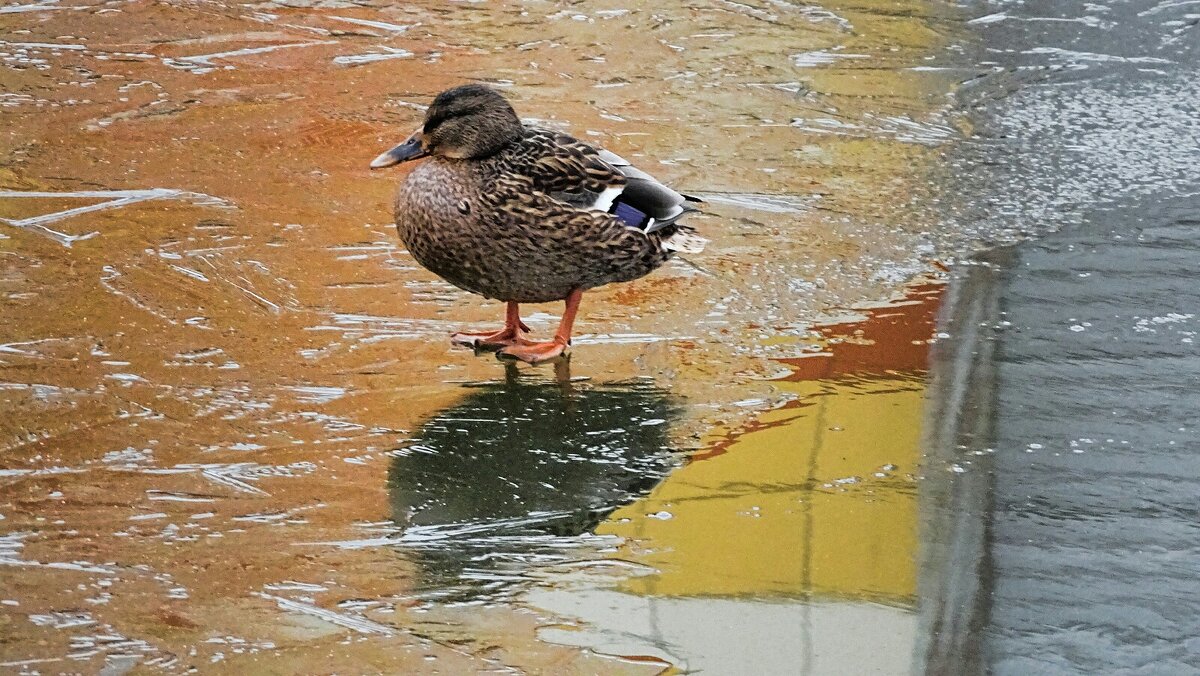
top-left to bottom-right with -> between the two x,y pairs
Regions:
916,250 -> 1011,676
387,366 -> 681,599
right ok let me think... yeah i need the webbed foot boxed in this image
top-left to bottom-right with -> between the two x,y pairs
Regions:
451,326 -> 530,350
496,337 -> 569,364
450,303 -> 532,350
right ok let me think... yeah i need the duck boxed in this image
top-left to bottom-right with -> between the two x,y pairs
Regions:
370,84 -> 705,364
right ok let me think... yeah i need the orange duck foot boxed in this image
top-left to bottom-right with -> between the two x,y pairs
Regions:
497,338 -> 569,364
450,326 -> 531,350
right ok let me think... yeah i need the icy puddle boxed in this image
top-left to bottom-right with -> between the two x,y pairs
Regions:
0,0 -> 972,671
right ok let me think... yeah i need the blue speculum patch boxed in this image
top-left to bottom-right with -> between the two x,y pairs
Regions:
612,201 -> 650,229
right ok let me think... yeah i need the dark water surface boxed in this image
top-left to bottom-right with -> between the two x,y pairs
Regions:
985,195 -> 1200,675
925,1 -> 1200,674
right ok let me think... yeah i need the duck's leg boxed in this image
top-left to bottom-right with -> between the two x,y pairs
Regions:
498,288 -> 581,364
451,301 -> 531,349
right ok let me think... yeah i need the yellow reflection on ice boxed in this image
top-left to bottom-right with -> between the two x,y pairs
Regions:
599,284 -> 944,605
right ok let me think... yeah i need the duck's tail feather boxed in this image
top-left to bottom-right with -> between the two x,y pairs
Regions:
662,228 -> 707,254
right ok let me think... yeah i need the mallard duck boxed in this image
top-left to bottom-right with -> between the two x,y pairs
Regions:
370,84 -> 705,364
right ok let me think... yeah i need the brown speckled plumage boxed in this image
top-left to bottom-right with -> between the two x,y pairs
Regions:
384,85 -> 702,304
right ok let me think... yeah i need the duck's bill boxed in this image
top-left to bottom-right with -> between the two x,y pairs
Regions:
370,133 -> 427,169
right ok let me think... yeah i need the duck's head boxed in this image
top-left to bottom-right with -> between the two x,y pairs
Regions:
370,84 -> 523,168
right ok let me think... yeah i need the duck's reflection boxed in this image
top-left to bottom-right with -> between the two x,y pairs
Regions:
388,364 -> 680,600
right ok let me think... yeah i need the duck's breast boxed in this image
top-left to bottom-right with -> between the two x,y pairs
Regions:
394,160 -> 530,299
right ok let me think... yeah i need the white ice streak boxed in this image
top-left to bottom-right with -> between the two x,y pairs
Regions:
764,0 -> 853,29
968,12 -> 1010,24
307,511 -> 619,551
1024,46 -> 1173,65
693,192 -> 818,214
0,40 -> 85,49
135,462 -> 316,496
254,593 -> 396,636
0,532 -> 116,574
571,333 -> 696,345
163,41 -> 337,74
284,385 -> 347,404
29,611 -> 96,629
790,112 -> 956,145
330,16 -> 412,32
1138,0 -> 1200,16
308,313 -> 461,342
0,1 -> 84,13
0,189 -> 232,247
790,50 -> 869,67
332,46 -> 412,65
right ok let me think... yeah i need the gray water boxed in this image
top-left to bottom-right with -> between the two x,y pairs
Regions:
945,0 -> 1199,242
931,1 -> 1200,673
985,195 -> 1200,675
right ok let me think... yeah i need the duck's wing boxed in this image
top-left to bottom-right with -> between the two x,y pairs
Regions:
513,130 -> 700,235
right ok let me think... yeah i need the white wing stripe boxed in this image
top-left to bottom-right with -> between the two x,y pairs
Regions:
591,185 -> 625,212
